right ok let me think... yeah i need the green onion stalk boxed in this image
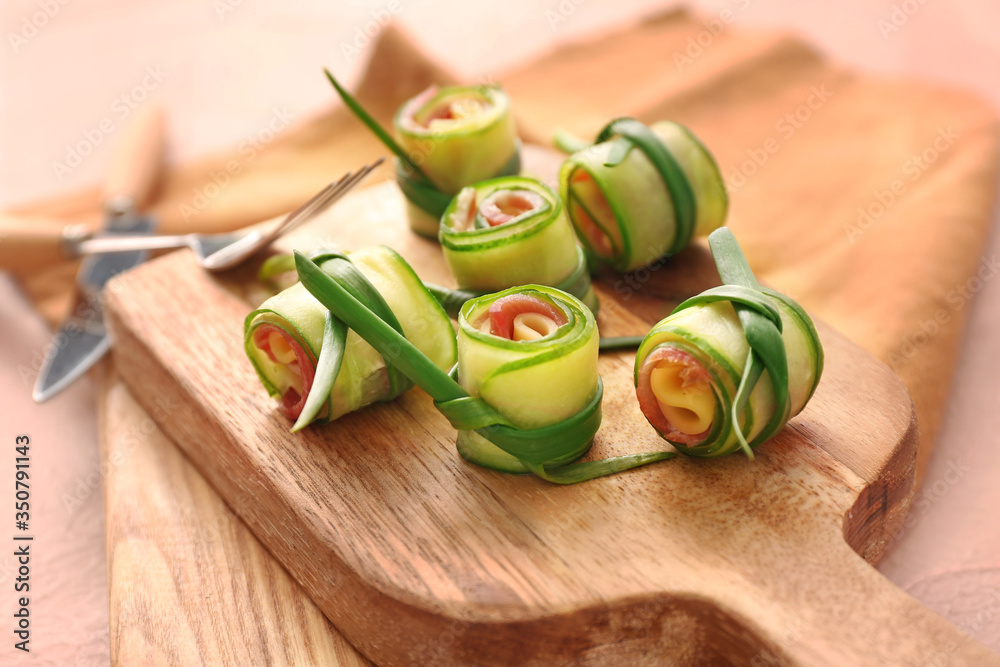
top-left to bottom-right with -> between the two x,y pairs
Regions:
634,228 -> 823,459
294,250 -> 676,484
439,175 -> 598,313
558,118 -> 728,272
244,246 -> 457,432
326,71 -> 520,239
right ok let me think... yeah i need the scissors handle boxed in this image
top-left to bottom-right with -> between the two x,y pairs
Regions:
0,216 -> 88,273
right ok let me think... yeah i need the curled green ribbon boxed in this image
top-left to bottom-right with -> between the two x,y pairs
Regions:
245,246 -> 456,432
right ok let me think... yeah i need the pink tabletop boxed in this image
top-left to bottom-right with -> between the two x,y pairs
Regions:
1,1 -> 998,664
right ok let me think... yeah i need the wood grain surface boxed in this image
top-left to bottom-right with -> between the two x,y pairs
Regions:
100,368 -> 371,666
102,182 -> 999,665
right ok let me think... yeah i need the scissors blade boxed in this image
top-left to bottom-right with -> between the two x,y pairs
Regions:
32,213 -> 155,402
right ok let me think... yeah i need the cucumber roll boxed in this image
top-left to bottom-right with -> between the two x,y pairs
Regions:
634,228 -> 823,458
559,118 -> 728,272
454,286 -> 600,473
440,176 -> 598,312
327,71 -> 520,238
245,246 -> 457,431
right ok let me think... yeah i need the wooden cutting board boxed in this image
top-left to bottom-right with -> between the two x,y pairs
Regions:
99,367 -> 372,666
102,181 -> 999,665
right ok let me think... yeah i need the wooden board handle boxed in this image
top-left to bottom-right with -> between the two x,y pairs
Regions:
0,215 -> 74,274
102,104 -> 167,211
738,537 -> 1000,665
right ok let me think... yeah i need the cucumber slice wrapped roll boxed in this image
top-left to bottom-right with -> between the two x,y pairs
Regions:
245,246 -> 457,431
634,228 -> 823,458
293,252 -> 676,484
327,71 -> 520,239
454,286 -> 599,473
396,85 -> 519,194
440,176 -> 598,312
559,118 -> 728,272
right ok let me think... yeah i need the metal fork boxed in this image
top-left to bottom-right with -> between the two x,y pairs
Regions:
66,157 -> 384,273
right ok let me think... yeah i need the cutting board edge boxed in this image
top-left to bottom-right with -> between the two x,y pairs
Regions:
842,394 -> 918,563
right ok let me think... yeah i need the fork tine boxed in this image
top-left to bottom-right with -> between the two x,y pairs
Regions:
265,177 -> 347,237
270,157 -> 385,239
266,179 -> 351,239
263,163 -> 367,233
278,177 -> 343,226
199,158 -> 387,272
299,157 -> 384,221
268,158 -> 379,235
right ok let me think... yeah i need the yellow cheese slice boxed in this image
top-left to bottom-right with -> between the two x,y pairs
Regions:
649,362 -> 714,435
512,313 -> 559,341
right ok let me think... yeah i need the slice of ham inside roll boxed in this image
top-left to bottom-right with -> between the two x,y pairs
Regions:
566,169 -> 619,259
403,86 -> 492,132
252,324 -> 317,420
476,293 -> 567,341
449,187 -> 545,231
